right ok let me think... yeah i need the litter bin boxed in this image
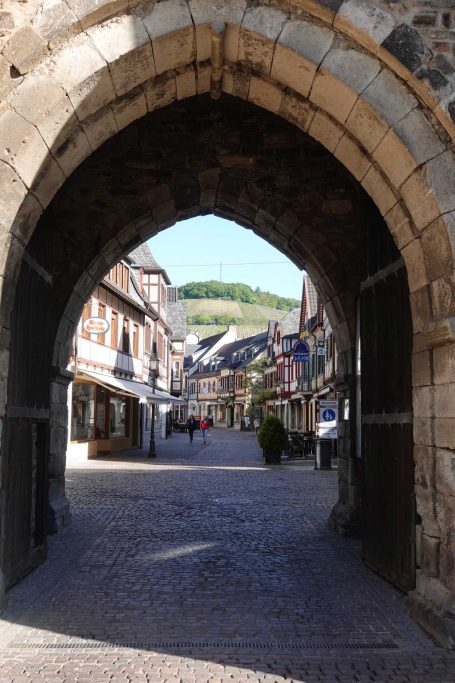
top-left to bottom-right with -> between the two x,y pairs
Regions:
240,416 -> 251,431
315,438 -> 332,470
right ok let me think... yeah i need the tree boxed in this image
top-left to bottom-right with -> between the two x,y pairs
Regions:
244,357 -> 271,420
178,281 -> 299,310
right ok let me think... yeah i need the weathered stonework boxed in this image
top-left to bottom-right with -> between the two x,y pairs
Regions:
0,0 -> 452,649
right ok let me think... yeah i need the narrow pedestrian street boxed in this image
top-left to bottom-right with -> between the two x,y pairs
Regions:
0,430 -> 453,682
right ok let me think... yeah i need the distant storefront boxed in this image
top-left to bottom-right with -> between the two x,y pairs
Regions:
70,379 -> 137,457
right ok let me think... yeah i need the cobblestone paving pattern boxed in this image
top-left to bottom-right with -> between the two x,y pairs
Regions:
0,430 -> 454,682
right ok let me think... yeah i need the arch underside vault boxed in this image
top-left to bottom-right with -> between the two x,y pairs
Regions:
0,0 -> 454,649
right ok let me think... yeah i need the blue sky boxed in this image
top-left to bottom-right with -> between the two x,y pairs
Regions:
147,216 -> 305,300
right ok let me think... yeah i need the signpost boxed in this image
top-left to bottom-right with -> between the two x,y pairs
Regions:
317,399 -> 338,438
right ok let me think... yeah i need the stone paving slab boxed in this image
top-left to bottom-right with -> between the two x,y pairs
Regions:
0,429 -> 454,682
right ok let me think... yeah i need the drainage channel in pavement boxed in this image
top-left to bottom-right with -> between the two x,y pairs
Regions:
7,639 -> 399,652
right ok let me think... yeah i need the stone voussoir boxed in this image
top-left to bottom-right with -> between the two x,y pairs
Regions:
87,14 -> 156,97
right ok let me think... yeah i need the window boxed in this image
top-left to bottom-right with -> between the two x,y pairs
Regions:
95,385 -> 106,438
145,323 -> 151,355
111,312 -> 118,349
109,394 -> 128,437
121,264 -> 129,292
158,332 -> 164,359
133,323 -> 139,357
71,382 -> 95,440
81,301 -> 91,338
122,317 -> 130,353
98,303 -> 106,345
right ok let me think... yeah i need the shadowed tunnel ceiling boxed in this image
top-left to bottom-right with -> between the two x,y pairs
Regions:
31,94 -> 375,352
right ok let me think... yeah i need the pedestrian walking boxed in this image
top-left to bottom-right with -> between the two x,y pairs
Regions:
200,416 -> 209,444
186,415 -> 197,443
254,417 -> 260,434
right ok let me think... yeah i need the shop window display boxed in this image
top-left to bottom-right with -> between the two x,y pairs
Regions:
71,382 -> 95,440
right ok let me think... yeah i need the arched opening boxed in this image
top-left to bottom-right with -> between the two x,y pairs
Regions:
0,0 -> 453,647
3,94 -> 413,598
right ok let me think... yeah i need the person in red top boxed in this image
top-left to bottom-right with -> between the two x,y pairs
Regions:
200,416 -> 209,444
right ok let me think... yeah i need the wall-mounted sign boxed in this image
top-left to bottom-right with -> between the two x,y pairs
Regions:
293,339 -> 310,362
83,317 -> 110,335
317,399 -> 338,438
317,339 -> 325,356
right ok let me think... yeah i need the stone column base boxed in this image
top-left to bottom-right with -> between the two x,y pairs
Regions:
328,500 -> 360,538
0,569 -> 5,613
408,591 -> 455,649
48,493 -> 71,534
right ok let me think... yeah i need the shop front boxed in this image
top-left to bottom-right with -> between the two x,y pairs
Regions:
70,379 -> 136,458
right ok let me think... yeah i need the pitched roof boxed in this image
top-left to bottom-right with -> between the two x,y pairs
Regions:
278,308 -> 301,336
192,332 -> 267,375
167,302 -> 186,340
128,243 -> 162,270
305,276 -> 319,321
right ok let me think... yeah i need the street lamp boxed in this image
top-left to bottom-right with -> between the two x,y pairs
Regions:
148,356 -> 159,458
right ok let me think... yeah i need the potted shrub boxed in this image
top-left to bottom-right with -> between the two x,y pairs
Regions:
257,415 -> 288,464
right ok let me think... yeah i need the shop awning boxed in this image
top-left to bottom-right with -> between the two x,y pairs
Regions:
154,388 -> 186,404
78,370 -> 172,403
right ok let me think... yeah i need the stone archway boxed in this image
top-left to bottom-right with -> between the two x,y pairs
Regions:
0,0 -> 454,647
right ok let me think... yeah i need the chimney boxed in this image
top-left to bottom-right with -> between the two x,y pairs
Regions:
228,323 -> 237,339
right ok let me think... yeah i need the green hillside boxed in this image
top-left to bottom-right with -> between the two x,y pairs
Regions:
179,281 -> 300,311
184,299 -> 288,337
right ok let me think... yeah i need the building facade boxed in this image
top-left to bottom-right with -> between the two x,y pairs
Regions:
68,245 -> 183,460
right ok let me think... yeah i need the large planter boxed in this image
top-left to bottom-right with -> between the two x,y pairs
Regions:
263,448 -> 282,464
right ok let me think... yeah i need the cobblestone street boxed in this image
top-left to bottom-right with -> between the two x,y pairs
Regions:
0,429 -> 453,682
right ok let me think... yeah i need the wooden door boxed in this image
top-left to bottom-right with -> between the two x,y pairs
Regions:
360,200 -> 415,593
2,247 -> 54,587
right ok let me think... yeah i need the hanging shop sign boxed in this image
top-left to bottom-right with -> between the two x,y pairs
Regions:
83,317 -> 110,335
317,339 -> 325,356
293,339 -> 310,362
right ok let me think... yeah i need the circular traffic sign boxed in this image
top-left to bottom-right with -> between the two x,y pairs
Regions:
322,408 -> 336,422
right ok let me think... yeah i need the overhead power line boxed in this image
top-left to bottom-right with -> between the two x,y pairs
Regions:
163,261 -> 288,266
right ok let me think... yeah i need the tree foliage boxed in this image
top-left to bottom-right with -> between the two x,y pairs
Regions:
257,415 -> 288,451
179,280 -> 299,311
187,314 -> 242,325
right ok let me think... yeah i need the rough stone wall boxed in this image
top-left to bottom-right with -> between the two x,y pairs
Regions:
0,1 -> 454,125
0,0 -> 452,649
